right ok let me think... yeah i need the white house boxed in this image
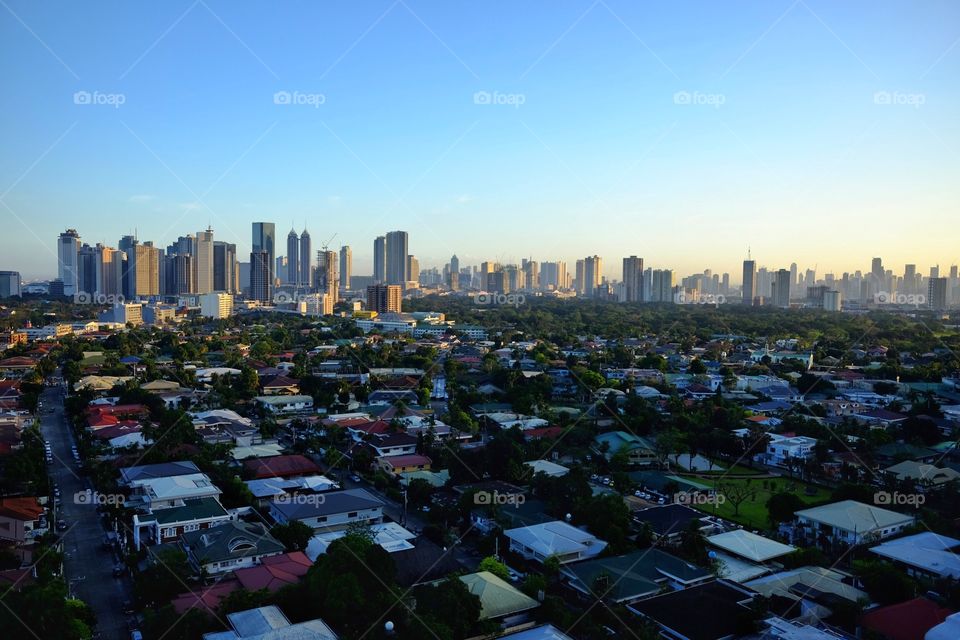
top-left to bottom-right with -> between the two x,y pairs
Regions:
505,521 -> 607,565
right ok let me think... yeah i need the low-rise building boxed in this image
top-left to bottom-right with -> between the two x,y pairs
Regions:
791,500 -> 915,546
505,521 -> 607,565
179,521 -> 284,576
269,488 -> 384,532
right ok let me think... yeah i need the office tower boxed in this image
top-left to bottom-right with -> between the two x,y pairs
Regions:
574,259 -> 585,294
286,227 -> 299,286
366,284 -> 402,313
522,259 -> 538,290
118,235 -> 136,299
871,257 -> 884,282
721,273 -> 730,296
742,260 -> 756,305
503,264 -> 519,292
790,263 -> 798,288
772,268 -> 791,308
131,244 -> 160,296
77,244 -> 99,297
807,285 -> 829,308
299,227 -> 312,289
539,261 -> 559,290
929,277 -> 947,311
450,254 -> 460,278
373,235 -> 386,283
213,241 -> 237,293
98,246 -> 124,296
650,269 -> 674,302
316,250 -> 338,304
903,264 -> 916,294
823,290 -> 842,312
622,256 -> 643,302
0,271 -> 21,298
172,254 -> 195,295
385,231 -> 409,285
249,250 -> 272,302
193,227 -> 214,294
931,265 -> 940,279
486,270 -> 505,293
340,245 -> 352,289
275,256 -> 288,285
448,254 -> 460,290
252,222 -> 276,288
406,255 -> 419,285
57,229 -> 81,296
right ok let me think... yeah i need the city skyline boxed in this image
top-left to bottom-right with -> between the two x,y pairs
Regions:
2,1 -> 959,278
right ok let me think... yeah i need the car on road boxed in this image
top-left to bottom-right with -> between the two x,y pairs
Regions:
56,520 -> 68,531
350,474 -> 362,483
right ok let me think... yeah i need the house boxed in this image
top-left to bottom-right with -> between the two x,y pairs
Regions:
367,389 -> 419,405
705,529 -> 796,582
883,460 -> 960,488
561,548 -> 711,604
744,567 -> 867,624
244,475 -> 339,507
926,612 -> 960,640
632,504 -> 719,541
377,454 -> 431,475
242,455 -> 320,480
133,496 -> 232,549
757,433 -> 817,467
119,460 -> 201,486
255,395 -> 314,414
458,571 -> 539,625
629,579 -> 760,640
496,625 -> 573,640
504,521 -> 607,565
202,605 -> 337,640
368,432 -> 418,457
259,375 -> 300,396
859,597 -> 952,640
791,500 -> 915,546
592,431 -> 658,467
191,409 -> 260,446
234,551 -> 313,592
869,532 -> 960,580
124,472 -> 222,511
0,497 -> 46,544
852,408 -> 909,428
178,521 -> 285,576
523,460 -> 569,478
269,488 -> 384,532
305,522 -> 416,558
392,538 -> 463,588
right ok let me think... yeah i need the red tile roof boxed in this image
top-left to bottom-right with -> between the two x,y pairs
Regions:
861,597 -> 952,640
234,552 -> 312,592
0,497 -> 44,521
170,580 -> 239,615
243,454 -> 320,479
381,454 -> 432,468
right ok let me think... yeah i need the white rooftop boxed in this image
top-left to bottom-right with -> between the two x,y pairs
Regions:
795,500 -> 915,534
707,529 -> 796,562
130,472 -> 220,501
305,522 -> 416,560
505,521 -> 607,560
870,532 -> 960,579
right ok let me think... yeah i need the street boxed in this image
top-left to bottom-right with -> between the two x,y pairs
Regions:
39,382 -> 131,640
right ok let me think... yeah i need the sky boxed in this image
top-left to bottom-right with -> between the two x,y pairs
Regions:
1,0 -> 959,281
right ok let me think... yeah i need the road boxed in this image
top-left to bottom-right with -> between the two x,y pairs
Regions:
39,381 -> 131,640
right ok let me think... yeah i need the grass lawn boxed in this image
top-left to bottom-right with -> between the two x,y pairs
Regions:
691,475 -> 832,531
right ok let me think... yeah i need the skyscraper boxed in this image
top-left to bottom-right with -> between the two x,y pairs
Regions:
622,256 -> 643,302
118,235 -> 137,299
772,268 -> 791,308
57,229 -> 81,296
316,250 -> 338,304
742,260 -> 756,305
385,231 -> 409,285
584,255 -> 602,297
366,284 -> 402,313
373,235 -> 386,283
0,271 -> 21,298
650,269 -> 674,302
929,277 -> 948,311
250,250 -> 272,302
448,254 -> 460,290
287,227 -> 299,286
339,245 -> 352,289
299,227 -> 312,289
213,241 -> 237,293
406,255 -> 419,286
132,243 -> 160,296
252,222 -> 276,288
194,227 -> 214,294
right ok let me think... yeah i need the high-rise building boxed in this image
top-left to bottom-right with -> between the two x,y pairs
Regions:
539,261 -> 560,290
622,256 -> 644,302
742,260 -> 756,305
299,227 -> 312,289
132,243 -> 160,297
57,229 -> 81,296
200,292 -> 234,319
339,245 -> 352,289
172,253 -> 194,295
823,290 -> 842,312
385,231 -> 409,285
650,269 -> 674,302
448,254 -> 460,290
287,227 -> 299,286
194,227 -> 214,294
97,246 -> 124,296
871,257 -> 884,282
213,241 -> 237,293
522,259 -> 539,290
316,250 -> 338,304
772,268 -> 791,308
77,244 -> 99,297
929,277 -> 948,311
366,284 -> 402,313
373,235 -> 386,283
252,222 -> 276,288
118,235 -> 137,299
0,271 -> 21,298
583,256 -> 602,297
249,250 -> 272,302
406,255 -> 419,286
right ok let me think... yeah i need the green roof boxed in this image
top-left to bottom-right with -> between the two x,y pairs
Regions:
562,549 -> 710,603
153,497 -> 229,525
459,571 -> 539,619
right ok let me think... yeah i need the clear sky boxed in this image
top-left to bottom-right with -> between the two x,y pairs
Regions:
1,0 -> 958,281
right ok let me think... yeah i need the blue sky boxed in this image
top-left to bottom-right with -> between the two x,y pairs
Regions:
1,0 -> 958,280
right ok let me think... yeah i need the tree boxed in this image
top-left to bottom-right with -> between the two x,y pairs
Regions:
854,560 -> 917,605
478,556 -> 510,581
411,576 -> 483,640
271,520 -> 313,552
718,481 -> 757,517
766,492 -> 804,527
